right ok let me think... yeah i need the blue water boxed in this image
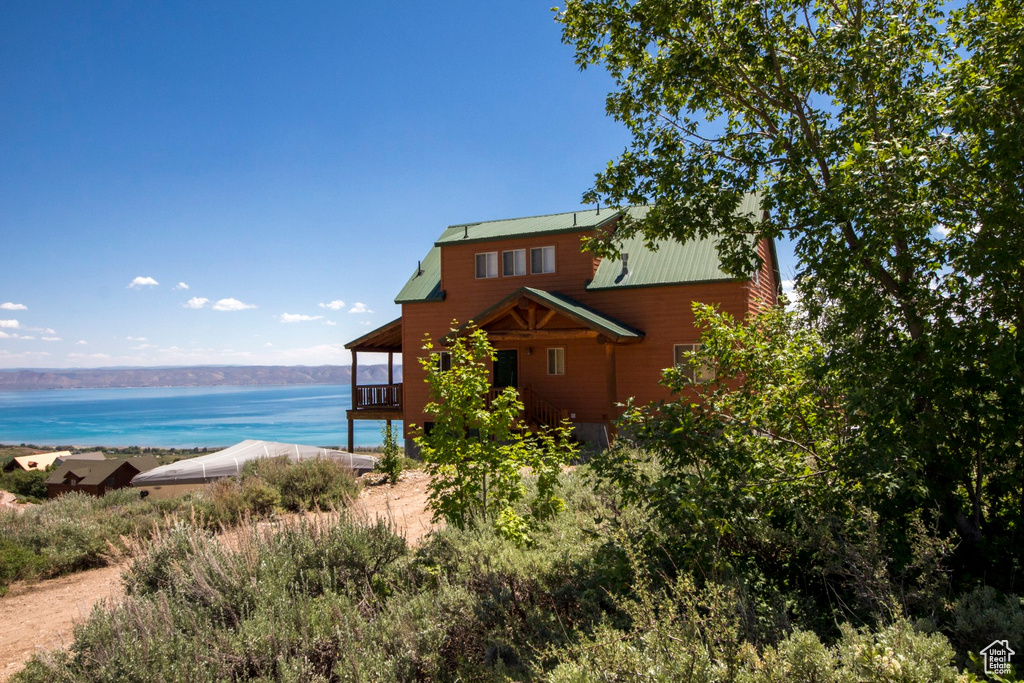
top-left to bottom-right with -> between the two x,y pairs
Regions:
0,385 -> 399,449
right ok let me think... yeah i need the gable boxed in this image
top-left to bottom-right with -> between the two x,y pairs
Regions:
447,287 -> 643,344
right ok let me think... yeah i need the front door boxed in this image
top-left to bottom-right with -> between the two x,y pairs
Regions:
494,349 -> 518,389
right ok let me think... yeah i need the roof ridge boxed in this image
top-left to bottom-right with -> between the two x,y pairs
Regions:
446,206 -> 619,229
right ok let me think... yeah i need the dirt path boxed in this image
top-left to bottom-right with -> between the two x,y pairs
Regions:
0,471 -> 436,681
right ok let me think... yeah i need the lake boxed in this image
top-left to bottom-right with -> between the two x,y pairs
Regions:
0,385 -> 398,449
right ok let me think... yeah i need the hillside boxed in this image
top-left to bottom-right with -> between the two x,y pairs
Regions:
0,365 -> 403,391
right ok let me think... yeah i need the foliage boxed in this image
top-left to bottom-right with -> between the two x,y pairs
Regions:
242,455 -> 360,512
0,467 -> 50,501
13,468 -> 972,682
414,324 -> 577,543
0,456 -> 360,594
378,422 -> 404,484
558,0 -> 1023,590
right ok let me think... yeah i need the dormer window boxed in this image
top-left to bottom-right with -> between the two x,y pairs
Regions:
502,249 -> 526,276
475,252 -> 498,279
531,246 -> 555,274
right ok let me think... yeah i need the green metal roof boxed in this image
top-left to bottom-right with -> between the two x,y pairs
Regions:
395,198 -> 762,303
394,245 -> 444,304
434,208 -> 619,246
586,201 -> 759,290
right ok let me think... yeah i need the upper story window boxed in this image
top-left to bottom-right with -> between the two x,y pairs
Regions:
475,252 -> 498,279
503,249 -> 526,276
673,344 -> 716,384
531,246 -> 555,274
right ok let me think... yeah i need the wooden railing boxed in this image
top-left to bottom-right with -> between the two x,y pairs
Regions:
521,386 -> 569,427
486,385 -> 569,428
353,383 -> 403,410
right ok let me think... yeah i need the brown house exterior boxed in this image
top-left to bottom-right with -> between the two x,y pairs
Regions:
46,456 -> 160,498
346,203 -> 780,452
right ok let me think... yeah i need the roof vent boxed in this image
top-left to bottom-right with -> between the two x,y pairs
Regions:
596,203 -> 600,216
417,260 -> 423,277
621,252 -> 629,277
573,212 -> 577,226
463,225 -> 469,239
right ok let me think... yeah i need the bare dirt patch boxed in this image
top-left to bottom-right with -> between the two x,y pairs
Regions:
0,471 -> 436,681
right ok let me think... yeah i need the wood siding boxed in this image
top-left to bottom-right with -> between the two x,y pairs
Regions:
399,227 -> 765,438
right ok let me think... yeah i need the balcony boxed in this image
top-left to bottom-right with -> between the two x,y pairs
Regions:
347,382 -> 403,421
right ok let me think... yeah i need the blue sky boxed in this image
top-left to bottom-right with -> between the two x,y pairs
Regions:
1,2 -> 795,370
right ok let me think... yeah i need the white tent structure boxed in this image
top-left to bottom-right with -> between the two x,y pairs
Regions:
131,440 -> 377,487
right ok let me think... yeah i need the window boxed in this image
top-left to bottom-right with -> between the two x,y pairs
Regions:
674,344 -> 716,383
531,246 -> 555,274
547,347 -> 565,375
437,351 -> 451,372
475,252 -> 498,279
502,249 -> 526,276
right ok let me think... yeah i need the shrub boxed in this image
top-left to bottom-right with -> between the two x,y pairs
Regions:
0,539 -> 42,596
947,585 -> 1024,667
0,468 -> 50,501
269,458 -> 359,512
377,422 -> 403,485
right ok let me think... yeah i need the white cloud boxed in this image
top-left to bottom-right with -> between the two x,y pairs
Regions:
42,336 -> 61,342
0,331 -> 8,339
126,336 -> 148,341
0,303 -> 27,311
184,297 -> 210,309
128,276 -> 159,289
348,302 -> 373,314
324,320 -> 337,326
213,298 -> 256,311
360,321 -> 373,326
174,282 -> 190,290
18,335 -> 35,340
75,340 -> 88,345
132,343 -> 156,350
68,352 -> 111,361
0,320 -> 21,329
934,224 -> 950,237
280,313 -> 324,323
319,300 -> 345,310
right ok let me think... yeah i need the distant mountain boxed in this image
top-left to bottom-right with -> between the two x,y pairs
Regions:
0,365 -> 403,391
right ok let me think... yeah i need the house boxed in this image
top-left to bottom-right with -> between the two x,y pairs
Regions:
2,451 -> 71,473
46,455 -> 160,498
346,203 -> 780,453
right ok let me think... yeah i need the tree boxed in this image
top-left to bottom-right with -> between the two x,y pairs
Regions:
558,0 -> 1022,587
414,324 -> 576,543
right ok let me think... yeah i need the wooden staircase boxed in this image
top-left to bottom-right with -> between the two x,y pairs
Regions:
487,385 -> 569,430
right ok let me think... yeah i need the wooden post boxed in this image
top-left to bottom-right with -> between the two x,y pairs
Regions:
348,349 -> 357,453
605,343 -> 618,443
387,351 -> 394,432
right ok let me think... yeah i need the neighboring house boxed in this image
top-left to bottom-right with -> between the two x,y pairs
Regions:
346,203 -> 780,453
2,451 -> 71,473
46,455 -> 160,498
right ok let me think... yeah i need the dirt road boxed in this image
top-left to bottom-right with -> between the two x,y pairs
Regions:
0,471 -> 436,681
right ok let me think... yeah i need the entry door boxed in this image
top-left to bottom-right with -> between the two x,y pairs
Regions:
494,349 -> 518,389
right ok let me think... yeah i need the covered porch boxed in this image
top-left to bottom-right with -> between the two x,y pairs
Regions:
449,287 -> 644,442
344,317 -> 402,453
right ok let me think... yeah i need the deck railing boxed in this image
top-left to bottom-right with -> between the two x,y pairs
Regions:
353,383 -> 403,410
485,386 -> 569,428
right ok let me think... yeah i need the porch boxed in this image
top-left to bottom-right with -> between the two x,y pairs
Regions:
344,317 -> 403,453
